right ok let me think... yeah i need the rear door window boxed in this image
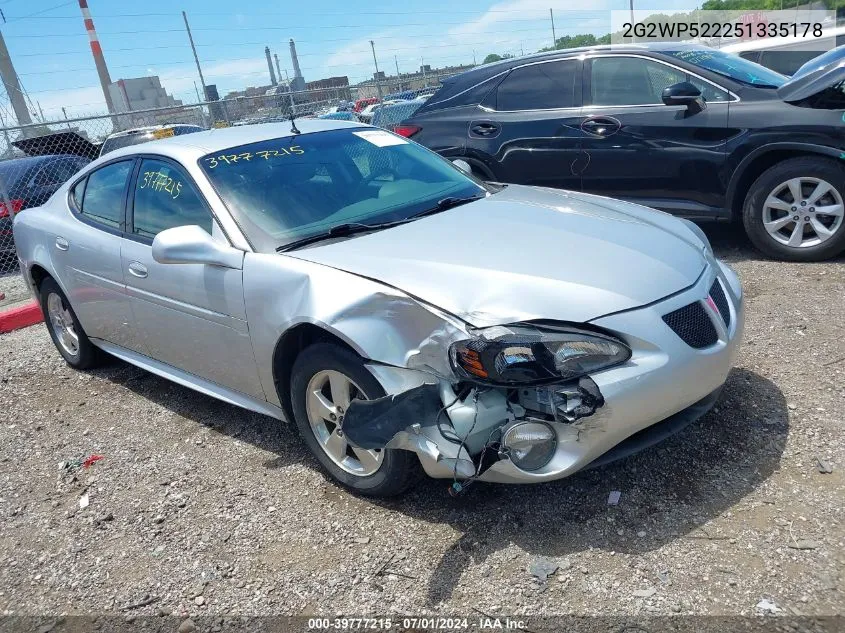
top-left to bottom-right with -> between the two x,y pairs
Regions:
77,160 -> 132,229
495,60 -> 579,110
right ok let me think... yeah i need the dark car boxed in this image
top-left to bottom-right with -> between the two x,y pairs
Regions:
400,43 -> 845,261
0,154 -> 91,268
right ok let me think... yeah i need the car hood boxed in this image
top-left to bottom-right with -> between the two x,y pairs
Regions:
288,185 -> 708,327
779,56 -> 845,102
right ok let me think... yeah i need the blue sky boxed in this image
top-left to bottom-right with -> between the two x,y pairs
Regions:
0,0 -> 701,122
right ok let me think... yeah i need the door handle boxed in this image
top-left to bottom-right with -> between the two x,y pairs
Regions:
580,117 -> 621,136
55,237 -> 69,251
470,122 -> 500,137
128,261 -> 148,278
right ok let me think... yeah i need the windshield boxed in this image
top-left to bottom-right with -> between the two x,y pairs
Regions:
200,127 -> 485,251
666,48 -> 787,88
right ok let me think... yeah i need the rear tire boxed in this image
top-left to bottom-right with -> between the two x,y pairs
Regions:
39,277 -> 102,369
743,157 -> 845,261
290,342 -> 418,497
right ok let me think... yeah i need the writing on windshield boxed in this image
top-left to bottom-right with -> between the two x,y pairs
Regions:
669,49 -> 787,87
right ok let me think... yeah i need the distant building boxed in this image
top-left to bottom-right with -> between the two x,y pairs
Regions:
305,76 -> 351,102
107,76 -> 191,127
221,85 -> 274,120
108,76 -> 182,112
354,63 -> 474,99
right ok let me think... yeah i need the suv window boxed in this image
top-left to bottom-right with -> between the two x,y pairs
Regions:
77,160 -> 132,229
496,61 -> 578,110
590,56 -> 729,105
757,49 -> 818,76
132,158 -> 212,239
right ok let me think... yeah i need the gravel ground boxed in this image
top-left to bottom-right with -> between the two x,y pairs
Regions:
0,268 -> 29,308
0,227 -> 843,622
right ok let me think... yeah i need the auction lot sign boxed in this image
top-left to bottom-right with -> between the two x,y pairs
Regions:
611,9 -> 836,51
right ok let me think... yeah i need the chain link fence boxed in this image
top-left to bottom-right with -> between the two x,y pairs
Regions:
0,69 -> 459,281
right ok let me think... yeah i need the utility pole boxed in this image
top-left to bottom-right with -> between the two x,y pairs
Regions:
550,8 -> 557,48
370,40 -> 384,100
630,0 -> 635,42
0,29 -> 33,131
283,69 -> 296,114
182,11 -> 207,100
62,107 -> 72,131
0,108 -> 13,157
473,50 -> 477,65
36,100 -> 45,122
394,55 -> 400,91
420,57 -> 426,83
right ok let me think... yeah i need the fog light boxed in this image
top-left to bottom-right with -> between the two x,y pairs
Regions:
502,421 -> 557,471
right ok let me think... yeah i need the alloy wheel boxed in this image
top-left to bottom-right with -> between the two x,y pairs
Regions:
46,292 -> 79,357
305,369 -> 384,476
762,177 -> 844,248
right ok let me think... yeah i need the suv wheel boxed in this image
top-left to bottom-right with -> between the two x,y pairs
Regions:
290,343 -> 418,497
743,157 -> 845,261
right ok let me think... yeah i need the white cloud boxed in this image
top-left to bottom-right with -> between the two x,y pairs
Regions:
315,0 -> 615,83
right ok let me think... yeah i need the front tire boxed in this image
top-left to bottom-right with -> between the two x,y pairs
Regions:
290,343 -> 417,497
39,277 -> 102,369
743,157 -> 845,261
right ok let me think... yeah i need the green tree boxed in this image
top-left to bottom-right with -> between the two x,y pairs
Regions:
482,53 -> 512,64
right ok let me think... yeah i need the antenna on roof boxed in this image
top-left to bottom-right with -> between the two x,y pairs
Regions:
290,111 -> 300,135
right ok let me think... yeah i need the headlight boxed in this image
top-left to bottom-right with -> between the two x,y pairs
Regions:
449,324 -> 631,386
502,421 -> 557,471
681,218 -> 712,253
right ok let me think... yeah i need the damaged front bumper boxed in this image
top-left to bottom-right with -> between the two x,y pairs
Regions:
346,260 -> 743,485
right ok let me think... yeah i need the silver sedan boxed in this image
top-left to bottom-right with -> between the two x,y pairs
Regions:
14,120 -> 743,497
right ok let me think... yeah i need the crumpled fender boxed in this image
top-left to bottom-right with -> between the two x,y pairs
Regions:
242,252 -> 469,406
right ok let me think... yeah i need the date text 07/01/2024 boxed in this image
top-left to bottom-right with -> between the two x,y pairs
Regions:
306,616 -> 528,630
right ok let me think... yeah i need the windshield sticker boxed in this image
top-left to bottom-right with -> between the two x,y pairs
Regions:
204,146 -> 304,169
353,130 -> 408,147
140,170 -> 183,199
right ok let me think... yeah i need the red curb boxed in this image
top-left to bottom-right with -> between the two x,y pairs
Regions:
0,300 -> 43,334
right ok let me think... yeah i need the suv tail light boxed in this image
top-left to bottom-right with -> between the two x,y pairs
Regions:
393,124 -> 421,138
0,199 -> 24,219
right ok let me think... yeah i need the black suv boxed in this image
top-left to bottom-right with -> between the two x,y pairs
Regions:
399,43 -> 845,261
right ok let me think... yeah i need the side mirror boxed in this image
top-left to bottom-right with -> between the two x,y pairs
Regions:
452,159 -> 473,175
152,225 -> 243,269
662,82 -> 705,111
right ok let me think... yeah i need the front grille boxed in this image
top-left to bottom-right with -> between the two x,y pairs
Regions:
662,301 -> 718,349
709,279 -> 731,328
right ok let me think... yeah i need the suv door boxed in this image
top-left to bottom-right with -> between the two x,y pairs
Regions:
579,54 -> 732,217
121,156 -> 264,398
465,58 -> 584,189
58,160 -> 135,348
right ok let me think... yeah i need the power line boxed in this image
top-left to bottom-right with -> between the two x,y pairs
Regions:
5,8 -> 592,19
4,0 -> 73,22
8,25 -> 557,55
3,17 -> 591,38
14,36 -> 552,76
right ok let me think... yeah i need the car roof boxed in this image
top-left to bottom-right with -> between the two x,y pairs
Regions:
104,124 -> 200,140
0,154 -> 70,168
97,119 -> 368,163
418,42 -> 708,111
